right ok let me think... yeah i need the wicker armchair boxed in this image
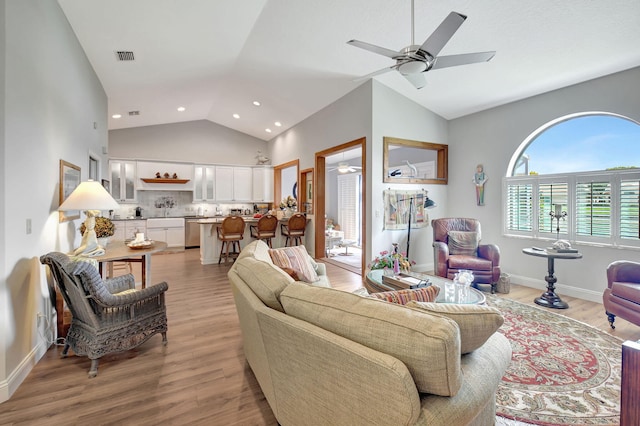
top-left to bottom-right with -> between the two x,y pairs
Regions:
40,252 -> 168,378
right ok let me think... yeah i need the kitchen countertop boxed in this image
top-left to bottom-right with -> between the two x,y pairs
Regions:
112,215 -> 258,221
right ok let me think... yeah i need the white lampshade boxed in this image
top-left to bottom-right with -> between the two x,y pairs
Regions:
59,180 -> 120,211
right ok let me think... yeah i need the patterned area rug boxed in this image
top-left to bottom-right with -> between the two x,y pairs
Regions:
485,295 -> 622,425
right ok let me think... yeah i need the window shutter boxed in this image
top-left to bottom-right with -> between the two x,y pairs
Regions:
538,182 -> 568,235
620,179 -> 640,240
337,173 -> 361,242
576,181 -> 611,237
506,183 -> 533,232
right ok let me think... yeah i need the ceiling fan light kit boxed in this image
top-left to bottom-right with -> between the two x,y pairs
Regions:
347,1 -> 495,89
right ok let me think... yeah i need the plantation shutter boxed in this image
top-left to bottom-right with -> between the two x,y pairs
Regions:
538,182 -> 569,235
337,173 -> 360,243
620,179 -> 640,240
506,183 -> 533,232
576,181 -> 611,238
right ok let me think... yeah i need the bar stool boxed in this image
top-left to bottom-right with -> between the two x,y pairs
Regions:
217,216 -> 245,264
281,213 -> 306,247
249,214 -> 278,248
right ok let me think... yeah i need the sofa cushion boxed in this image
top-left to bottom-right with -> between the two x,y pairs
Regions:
405,301 -> 504,354
448,231 -> 479,256
237,240 -> 273,264
234,256 -> 293,312
269,245 -> 319,283
369,286 -> 440,305
280,283 -> 462,396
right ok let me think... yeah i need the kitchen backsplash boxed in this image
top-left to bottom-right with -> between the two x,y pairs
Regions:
110,190 -> 260,219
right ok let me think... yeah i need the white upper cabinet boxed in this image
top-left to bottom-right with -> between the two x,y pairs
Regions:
110,160 -> 137,203
214,166 -> 234,201
233,167 -> 252,201
214,166 -> 255,201
193,165 -> 215,202
252,166 -> 274,202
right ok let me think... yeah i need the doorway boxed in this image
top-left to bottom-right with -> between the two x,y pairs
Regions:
314,138 -> 366,276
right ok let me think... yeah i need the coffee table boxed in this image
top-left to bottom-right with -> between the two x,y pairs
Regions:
365,269 -> 486,305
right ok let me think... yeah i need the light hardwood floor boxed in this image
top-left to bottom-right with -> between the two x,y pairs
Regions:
2,249 -> 639,425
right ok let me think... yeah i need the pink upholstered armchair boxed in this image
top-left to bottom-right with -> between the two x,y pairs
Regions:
432,218 -> 501,293
603,260 -> 640,329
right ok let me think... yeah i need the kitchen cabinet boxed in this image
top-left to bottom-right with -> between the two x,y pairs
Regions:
112,219 -> 146,241
146,218 -> 185,249
110,160 -> 137,203
214,166 -> 234,201
214,166 -> 252,201
252,166 -> 274,202
233,167 -> 252,201
193,165 -> 215,202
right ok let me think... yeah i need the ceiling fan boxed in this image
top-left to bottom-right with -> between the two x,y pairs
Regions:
328,162 -> 362,173
347,0 -> 495,89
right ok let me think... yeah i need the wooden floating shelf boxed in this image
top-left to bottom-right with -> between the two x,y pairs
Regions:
141,178 -> 190,184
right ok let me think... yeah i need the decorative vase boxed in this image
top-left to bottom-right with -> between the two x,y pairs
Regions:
97,237 -> 110,247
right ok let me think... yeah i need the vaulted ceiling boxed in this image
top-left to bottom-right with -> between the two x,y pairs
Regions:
58,0 -> 640,141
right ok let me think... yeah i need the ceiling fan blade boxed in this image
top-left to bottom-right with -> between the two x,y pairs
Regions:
353,65 -> 397,82
419,12 -> 466,57
347,39 -> 400,59
431,51 -> 495,70
402,72 -> 426,89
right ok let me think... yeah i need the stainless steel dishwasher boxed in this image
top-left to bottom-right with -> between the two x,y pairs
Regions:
185,217 -> 201,248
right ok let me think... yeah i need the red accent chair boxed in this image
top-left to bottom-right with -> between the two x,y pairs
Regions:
432,217 -> 501,293
603,260 -> 640,329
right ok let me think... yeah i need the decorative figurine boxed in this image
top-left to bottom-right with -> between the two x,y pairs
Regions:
473,164 -> 488,206
163,172 -> 170,178
255,150 -> 271,165
172,173 -> 178,179
156,172 -> 161,178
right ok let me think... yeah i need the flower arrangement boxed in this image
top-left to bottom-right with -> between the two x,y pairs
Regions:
279,195 -> 298,210
368,245 -> 414,271
80,216 -> 115,238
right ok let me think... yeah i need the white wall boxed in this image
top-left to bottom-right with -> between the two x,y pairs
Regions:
370,81 -> 449,271
448,66 -> 640,302
0,0 -> 108,402
109,119 -> 267,165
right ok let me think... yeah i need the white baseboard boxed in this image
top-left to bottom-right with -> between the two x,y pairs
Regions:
0,339 -> 49,403
508,274 -> 603,304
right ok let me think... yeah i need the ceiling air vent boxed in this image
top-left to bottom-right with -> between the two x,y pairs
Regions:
128,111 -> 140,116
116,51 -> 135,61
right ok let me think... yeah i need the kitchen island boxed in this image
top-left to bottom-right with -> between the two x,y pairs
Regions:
198,216 -> 312,265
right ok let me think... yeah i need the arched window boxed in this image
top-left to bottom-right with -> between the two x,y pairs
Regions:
504,112 -> 640,248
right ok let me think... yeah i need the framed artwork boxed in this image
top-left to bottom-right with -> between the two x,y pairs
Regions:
101,179 -> 110,192
59,160 -> 81,222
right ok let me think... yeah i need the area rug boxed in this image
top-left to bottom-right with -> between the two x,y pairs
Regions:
485,295 -> 622,425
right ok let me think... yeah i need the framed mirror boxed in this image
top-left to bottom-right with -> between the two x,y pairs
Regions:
383,137 -> 448,184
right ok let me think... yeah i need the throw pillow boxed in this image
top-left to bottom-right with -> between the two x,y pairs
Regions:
269,245 -> 319,283
369,286 -> 440,305
448,231 -> 479,256
280,283 -> 462,396
405,301 -> 504,354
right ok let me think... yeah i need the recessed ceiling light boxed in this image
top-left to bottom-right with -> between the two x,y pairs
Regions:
177,106 -> 186,112
233,113 -> 240,119
112,114 -> 122,119
274,121 -> 282,127
265,128 -> 272,133
253,101 -> 261,106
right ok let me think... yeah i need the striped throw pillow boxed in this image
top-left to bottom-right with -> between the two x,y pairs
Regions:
370,285 -> 440,305
268,245 -> 319,283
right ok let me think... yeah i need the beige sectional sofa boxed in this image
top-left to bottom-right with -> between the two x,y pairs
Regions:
228,240 -> 512,426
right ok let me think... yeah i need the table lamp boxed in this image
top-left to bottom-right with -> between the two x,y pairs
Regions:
59,179 -> 120,256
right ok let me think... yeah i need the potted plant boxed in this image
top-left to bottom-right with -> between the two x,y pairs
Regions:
80,216 -> 115,246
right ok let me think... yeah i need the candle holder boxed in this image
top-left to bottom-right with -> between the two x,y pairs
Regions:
549,204 -> 567,240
